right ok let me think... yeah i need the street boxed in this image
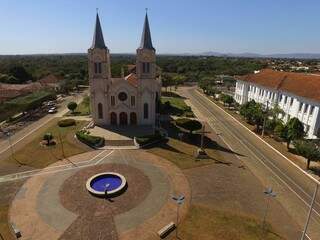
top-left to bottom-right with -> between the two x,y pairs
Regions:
180,86 -> 320,240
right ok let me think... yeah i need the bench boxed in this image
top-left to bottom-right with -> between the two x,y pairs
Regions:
157,222 -> 175,239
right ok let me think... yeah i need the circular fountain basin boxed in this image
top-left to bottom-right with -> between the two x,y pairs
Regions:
86,172 -> 127,197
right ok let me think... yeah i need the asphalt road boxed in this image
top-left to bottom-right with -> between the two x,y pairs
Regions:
180,86 -> 320,240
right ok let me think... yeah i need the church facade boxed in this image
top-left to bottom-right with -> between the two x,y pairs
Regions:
88,13 -> 161,127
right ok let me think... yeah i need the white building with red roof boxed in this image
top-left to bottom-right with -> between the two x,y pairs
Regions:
235,69 -> 320,138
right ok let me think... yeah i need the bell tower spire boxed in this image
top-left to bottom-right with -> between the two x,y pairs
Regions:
139,10 -> 155,51
91,12 -> 107,49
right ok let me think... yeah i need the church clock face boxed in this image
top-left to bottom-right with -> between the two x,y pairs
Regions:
118,92 -> 128,101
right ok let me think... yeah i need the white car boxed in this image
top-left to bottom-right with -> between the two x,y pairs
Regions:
48,109 -> 57,114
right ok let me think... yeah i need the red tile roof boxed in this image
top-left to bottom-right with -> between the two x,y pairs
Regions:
125,73 -> 138,87
238,69 -> 320,102
39,74 -> 63,85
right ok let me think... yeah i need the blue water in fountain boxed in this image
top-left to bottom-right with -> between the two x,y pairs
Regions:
90,174 -> 122,192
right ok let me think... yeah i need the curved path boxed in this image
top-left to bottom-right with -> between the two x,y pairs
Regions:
9,149 -> 190,240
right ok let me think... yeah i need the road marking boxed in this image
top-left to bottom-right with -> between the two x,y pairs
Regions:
0,150 -> 114,182
188,89 -> 320,220
195,89 -> 320,186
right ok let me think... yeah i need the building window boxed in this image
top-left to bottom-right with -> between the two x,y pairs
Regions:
111,96 -> 115,106
94,62 -> 102,74
304,104 -> 309,113
98,103 -> 103,119
310,106 -> 315,115
144,103 -> 149,119
131,96 -> 135,107
290,98 -> 294,106
142,62 -> 150,73
299,102 -> 303,112
284,96 -> 287,104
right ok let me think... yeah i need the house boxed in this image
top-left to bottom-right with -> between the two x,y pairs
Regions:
234,69 -> 320,139
0,82 -> 43,103
39,74 -> 64,90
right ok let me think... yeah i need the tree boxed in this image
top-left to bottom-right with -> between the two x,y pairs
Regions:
67,102 -> 78,113
239,100 -> 263,130
220,94 -> 234,107
293,140 -> 320,169
274,121 -> 287,139
8,65 -> 33,83
43,132 -> 53,145
162,72 -> 174,92
286,118 -> 304,149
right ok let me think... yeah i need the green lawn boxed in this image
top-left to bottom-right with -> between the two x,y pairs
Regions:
1,118 -> 91,170
147,122 -> 225,169
176,205 -> 283,240
160,92 -> 194,117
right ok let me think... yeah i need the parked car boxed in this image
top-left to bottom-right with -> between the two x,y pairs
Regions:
48,109 -> 57,114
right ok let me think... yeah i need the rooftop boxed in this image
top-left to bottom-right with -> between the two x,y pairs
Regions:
238,69 -> 320,102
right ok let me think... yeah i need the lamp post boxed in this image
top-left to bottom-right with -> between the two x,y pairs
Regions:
262,187 -> 276,235
262,101 -> 269,137
301,183 -> 319,240
172,194 -> 185,239
4,130 -> 21,166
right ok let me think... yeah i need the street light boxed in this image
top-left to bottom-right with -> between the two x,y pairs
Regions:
4,130 -> 21,166
301,183 -> 319,240
172,194 -> 185,239
262,101 -> 270,137
262,187 -> 276,235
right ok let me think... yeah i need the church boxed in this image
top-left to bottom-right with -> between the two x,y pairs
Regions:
88,13 -> 161,128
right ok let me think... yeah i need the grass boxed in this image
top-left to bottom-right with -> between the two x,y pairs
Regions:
176,205 -> 283,240
160,92 -> 194,117
1,118 -> 91,171
147,122 -> 224,169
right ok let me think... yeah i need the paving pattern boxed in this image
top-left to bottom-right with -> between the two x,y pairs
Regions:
9,149 -> 190,240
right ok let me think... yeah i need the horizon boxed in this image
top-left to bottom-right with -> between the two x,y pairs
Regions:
1,0 -> 320,55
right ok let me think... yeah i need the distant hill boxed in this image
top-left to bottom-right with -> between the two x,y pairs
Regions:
198,52 -> 320,59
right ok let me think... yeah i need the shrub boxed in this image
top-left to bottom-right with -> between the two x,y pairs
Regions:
76,130 -> 104,148
58,118 -> 76,127
176,118 -> 202,134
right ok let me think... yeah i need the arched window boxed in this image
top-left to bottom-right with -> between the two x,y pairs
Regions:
98,103 -> 103,119
144,103 -> 149,119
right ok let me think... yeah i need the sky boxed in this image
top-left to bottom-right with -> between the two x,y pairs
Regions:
0,0 -> 320,55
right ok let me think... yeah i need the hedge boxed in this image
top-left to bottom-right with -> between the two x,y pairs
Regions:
58,118 -> 76,127
76,130 -> 104,148
175,118 -> 202,133
136,130 -> 164,145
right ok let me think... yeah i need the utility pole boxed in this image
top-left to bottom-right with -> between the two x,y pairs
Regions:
262,101 -> 269,137
301,183 -> 319,240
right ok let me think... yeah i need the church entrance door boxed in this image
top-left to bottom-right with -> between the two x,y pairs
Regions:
119,112 -> 128,126
130,112 -> 137,125
110,112 -> 117,125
